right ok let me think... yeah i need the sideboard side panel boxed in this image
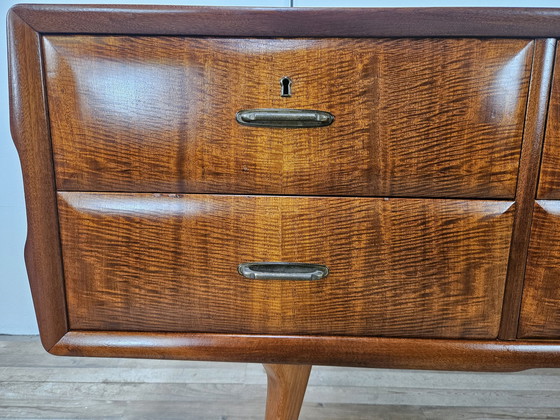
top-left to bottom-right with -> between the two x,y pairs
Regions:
7,10 -> 68,350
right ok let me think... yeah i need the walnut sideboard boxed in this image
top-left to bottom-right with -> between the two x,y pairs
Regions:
8,4 -> 560,419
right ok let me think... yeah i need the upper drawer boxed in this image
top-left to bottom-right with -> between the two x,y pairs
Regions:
44,36 -> 533,198
538,43 -> 560,199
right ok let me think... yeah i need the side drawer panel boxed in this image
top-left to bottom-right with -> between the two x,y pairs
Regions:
519,201 -> 560,338
58,193 -> 514,338
538,43 -> 560,199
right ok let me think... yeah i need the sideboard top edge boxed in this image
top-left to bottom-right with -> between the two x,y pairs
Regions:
9,4 -> 560,38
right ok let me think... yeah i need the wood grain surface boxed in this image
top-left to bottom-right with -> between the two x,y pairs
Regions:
498,39 -> 556,339
10,4 -> 560,38
518,201 -> 560,339
57,193 -> 514,338
10,3 -> 560,377
49,331 -> 560,372
537,44 -> 560,199
44,36 -> 532,198
6,10 -> 68,351
264,364 -> 311,420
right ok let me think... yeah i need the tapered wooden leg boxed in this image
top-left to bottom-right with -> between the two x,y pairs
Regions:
263,364 -> 312,420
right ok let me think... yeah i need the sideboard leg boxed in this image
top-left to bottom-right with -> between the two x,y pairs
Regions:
263,363 -> 312,420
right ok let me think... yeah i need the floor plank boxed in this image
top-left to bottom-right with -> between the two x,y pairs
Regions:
1,336 -> 560,419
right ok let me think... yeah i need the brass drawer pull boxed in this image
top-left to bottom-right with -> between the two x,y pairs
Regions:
236,109 -> 334,128
238,262 -> 329,280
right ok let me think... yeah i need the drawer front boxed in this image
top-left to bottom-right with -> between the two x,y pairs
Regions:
519,201 -> 560,338
538,44 -> 560,199
58,193 -> 514,338
44,37 -> 532,198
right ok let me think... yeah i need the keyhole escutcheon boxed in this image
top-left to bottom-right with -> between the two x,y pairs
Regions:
280,77 -> 292,97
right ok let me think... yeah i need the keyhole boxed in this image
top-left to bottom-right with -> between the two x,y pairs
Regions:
280,77 -> 292,97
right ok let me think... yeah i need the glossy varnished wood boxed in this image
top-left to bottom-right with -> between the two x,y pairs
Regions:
57,193 -> 514,338
518,201 -> 560,338
537,44 -> 560,199
44,36 -> 532,198
49,331 -> 560,372
6,10 -> 67,351
499,39 -> 557,339
264,364 -> 311,420
11,5 -> 560,38
10,4 -> 560,378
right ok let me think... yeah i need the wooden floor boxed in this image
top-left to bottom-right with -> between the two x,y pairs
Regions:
1,336 -> 560,419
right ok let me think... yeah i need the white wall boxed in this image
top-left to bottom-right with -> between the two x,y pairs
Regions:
0,0 -> 554,334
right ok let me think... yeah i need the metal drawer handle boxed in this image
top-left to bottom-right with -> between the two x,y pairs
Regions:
238,262 -> 329,280
236,109 -> 334,128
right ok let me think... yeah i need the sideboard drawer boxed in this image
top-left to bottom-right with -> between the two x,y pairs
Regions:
519,201 -> 560,339
44,36 -> 532,198
57,192 -> 514,338
538,43 -> 560,199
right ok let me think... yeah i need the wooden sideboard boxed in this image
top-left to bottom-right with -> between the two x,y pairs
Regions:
8,5 -> 560,419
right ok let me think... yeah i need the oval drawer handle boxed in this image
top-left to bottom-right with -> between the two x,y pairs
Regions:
236,109 -> 334,128
238,262 -> 329,280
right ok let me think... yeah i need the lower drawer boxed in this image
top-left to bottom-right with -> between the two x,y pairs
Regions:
519,201 -> 560,339
57,193 -> 514,339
